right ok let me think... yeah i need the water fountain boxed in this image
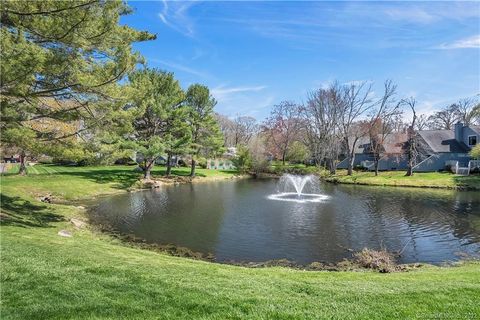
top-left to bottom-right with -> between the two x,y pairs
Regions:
267,174 -> 329,203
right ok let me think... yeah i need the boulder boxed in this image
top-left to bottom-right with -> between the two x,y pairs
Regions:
58,230 -> 72,237
40,194 -> 53,203
70,218 -> 86,229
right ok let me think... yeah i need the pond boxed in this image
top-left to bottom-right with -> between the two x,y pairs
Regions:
90,178 -> 480,265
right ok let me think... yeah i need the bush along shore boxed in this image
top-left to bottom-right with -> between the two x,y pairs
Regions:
95,222 -> 426,273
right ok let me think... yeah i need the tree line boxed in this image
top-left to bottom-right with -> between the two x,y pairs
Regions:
216,81 -> 479,177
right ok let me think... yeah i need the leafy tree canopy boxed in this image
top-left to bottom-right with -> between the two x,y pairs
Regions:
127,68 -> 187,179
186,84 -> 224,176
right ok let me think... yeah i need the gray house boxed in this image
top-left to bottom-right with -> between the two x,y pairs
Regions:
337,123 -> 479,172
413,123 -> 478,172
336,132 -> 409,171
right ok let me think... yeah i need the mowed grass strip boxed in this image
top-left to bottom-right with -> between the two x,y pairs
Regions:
325,170 -> 480,190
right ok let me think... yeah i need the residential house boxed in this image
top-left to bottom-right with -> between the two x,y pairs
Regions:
413,123 -> 478,172
337,122 -> 479,172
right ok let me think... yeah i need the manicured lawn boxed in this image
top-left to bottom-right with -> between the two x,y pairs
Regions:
1,165 -> 479,319
325,170 -> 480,190
2,164 -> 239,201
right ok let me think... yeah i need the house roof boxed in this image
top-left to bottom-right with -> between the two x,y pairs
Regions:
471,126 -> 480,134
353,132 -> 408,154
350,125 -> 478,155
417,130 -> 469,153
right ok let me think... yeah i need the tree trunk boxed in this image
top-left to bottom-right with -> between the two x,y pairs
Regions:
374,156 -> 379,176
190,158 -> 196,177
347,138 -> 359,176
166,153 -> 172,176
406,150 -> 414,176
18,150 -> 27,176
405,132 -> 416,177
282,151 -> 286,166
406,166 -> 413,177
144,160 -> 153,180
328,158 -> 336,175
347,151 -> 355,176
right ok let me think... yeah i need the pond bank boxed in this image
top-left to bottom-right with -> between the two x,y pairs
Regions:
322,170 -> 480,190
95,224 -> 432,273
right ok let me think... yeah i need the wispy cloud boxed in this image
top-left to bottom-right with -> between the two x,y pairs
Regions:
383,7 -> 436,24
149,58 -> 210,79
158,0 -> 197,38
211,85 -> 272,117
436,35 -> 480,49
218,2 -> 479,49
211,85 -> 267,101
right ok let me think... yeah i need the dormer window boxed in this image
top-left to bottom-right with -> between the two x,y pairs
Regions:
468,135 -> 477,146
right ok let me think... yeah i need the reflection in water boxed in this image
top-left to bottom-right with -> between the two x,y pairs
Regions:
90,179 -> 480,264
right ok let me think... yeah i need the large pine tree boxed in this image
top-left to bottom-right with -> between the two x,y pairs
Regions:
128,69 -> 187,180
0,0 -> 154,174
186,84 -> 224,177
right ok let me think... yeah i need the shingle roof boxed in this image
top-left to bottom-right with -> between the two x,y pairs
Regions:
351,127 -> 476,155
417,130 -> 469,153
353,132 -> 408,154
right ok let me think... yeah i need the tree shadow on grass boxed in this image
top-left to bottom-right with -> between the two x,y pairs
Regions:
152,167 -> 207,178
55,167 -> 205,189
0,194 -> 64,228
58,168 -> 142,190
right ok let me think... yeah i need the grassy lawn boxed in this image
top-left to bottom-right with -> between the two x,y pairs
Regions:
325,170 -> 480,190
2,164 -> 239,201
1,165 -> 479,319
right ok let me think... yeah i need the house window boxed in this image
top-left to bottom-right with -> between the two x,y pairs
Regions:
468,135 -> 477,146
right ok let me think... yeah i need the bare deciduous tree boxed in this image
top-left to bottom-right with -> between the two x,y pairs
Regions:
454,97 -> 480,126
428,104 -> 458,130
415,114 -> 430,131
302,84 -> 343,173
233,116 -> 258,146
340,81 -> 373,175
262,101 -> 302,165
368,80 -> 400,176
215,113 -> 235,147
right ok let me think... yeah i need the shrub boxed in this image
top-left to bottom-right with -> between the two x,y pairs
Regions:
197,157 -> 207,169
231,145 -> 252,173
470,144 -> 480,159
353,248 -> 397,273
268,165 -> 319,176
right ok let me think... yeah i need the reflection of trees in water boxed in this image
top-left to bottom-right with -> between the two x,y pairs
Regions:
92,181 -> 480,263
93,183 -> 233,252
356,186 -> 480,255
137,183 -> 231,251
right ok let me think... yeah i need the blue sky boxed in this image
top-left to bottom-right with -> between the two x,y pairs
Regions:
123,1 -> 480,119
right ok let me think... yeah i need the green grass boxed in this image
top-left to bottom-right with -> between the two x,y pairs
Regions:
325,170 -> 480,190
1,165 -> 480,319
1,164 -> 239,201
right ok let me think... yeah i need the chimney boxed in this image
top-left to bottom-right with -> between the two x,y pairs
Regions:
454,122 -> 463,143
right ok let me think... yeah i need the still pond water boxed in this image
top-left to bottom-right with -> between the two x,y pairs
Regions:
90,179 -> 480,264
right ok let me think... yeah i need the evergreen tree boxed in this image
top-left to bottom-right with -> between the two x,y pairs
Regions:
128,69 -> 185,179
0,0 -> 154,174
164,98 -> 191,177
185,84 -> 224,177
